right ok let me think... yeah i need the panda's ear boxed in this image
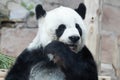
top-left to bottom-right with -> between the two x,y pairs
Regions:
35,4 -> 46,19
75,3 -> 86,19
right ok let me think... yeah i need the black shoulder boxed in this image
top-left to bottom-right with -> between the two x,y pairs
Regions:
78,46 -> 94,60
5,47 -> 48,80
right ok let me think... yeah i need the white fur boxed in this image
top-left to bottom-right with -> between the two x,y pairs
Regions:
28,6 -> 86,52
30,62 -> 65,80
47,54 -> 54,61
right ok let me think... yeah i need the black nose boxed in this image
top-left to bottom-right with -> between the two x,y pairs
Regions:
69,36 -> 80,43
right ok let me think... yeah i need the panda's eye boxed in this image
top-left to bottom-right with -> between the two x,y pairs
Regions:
56,24 -> 66,38
75,23 -> 82,36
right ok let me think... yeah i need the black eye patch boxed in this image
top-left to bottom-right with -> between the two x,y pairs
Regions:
75,23 -> 82,36
56,24 -> 66,38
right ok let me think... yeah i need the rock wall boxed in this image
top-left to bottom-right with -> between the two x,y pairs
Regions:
102,0 -> 120,78
102,0 -> 120,64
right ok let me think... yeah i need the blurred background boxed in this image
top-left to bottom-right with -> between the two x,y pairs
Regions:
0,0 -> 120,80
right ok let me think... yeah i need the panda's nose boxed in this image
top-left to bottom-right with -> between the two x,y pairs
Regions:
69,36 -> 80,43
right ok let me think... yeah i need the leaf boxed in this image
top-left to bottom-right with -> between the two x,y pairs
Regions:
27,4 -> 34,11
21,2 -> 27,8
0,53 -> 15,69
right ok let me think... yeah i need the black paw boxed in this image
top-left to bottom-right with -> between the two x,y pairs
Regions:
44,41 -> 70,53
44,41 -> 74,67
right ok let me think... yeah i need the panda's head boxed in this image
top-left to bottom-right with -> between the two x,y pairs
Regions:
28,3 -> 86,52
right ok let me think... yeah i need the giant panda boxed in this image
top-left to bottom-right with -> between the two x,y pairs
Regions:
5,3 -> 98,80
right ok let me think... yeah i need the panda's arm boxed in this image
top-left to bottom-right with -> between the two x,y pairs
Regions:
45,41 -> 98,80
5,47 -> 47,80
63,46 -> 98,80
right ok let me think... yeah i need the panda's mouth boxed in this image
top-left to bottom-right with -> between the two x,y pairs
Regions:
67,44 -> 77,52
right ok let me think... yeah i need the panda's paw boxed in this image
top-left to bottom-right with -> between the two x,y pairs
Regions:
44,41 -> 73,67
44,40 -> 70,52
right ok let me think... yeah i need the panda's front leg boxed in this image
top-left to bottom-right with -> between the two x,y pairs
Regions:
44,41 -> 74,67
44,41 -> 79,79
5,47 -> 47,80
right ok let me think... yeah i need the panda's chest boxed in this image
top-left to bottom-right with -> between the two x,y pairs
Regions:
29,63 -> 65,80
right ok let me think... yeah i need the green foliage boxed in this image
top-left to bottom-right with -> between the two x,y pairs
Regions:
0,53 -> 15,69
21,2 -> 34,11
21,2 -> 35,17
27,4 -> 34,11
21,2 -> 27,9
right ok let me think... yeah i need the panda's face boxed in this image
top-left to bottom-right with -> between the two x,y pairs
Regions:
55,23 -> 82,52
28,3 -> 86,52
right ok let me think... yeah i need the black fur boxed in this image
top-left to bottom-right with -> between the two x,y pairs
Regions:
5,41 -> 98,80
44,41 -> 98,80
5,47 -> 48,80
35,4 -> 46,19
75,23 -> 82,36
56,24 -> 66,38
75,3 -> 86,19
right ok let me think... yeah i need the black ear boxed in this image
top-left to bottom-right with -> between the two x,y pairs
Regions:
35,4 -> 46,19
75,3 -> 86,19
